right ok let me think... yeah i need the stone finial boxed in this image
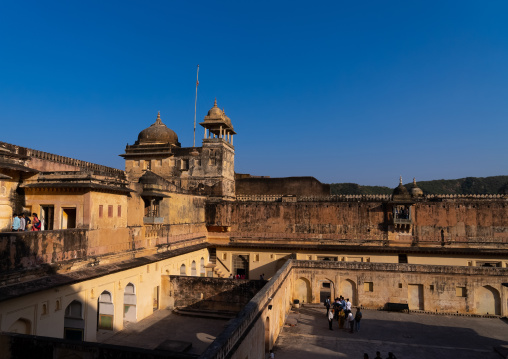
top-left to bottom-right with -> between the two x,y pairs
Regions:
155,111 -> 162,125
413,177 -> 417,185
214,98 -> 217,107
399,176 -> 403,185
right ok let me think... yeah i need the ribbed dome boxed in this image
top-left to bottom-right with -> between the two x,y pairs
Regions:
137,112 -> 179,145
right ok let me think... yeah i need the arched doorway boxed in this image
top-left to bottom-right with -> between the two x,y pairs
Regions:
476,285 -> 501,315
124,283 -> 137,324
8,318 -> 31,335
98,291 -> 114,331
191,261 -> 197,276
341,279 -> 357,306
64,300 -> 84,341
295,277 -> 312,304
180,264 -> 187,276
264,316 -> 270,353
200,257 -> 205,277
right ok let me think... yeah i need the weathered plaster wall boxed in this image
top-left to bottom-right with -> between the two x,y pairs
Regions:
207,199 -> 508,248
166,276 -> 264,311
0,229 -> 88,273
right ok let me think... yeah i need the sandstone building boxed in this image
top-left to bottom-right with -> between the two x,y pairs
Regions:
0,101 -> 507,358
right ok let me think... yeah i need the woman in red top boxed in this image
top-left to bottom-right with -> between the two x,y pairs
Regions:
31,213 -> 41,231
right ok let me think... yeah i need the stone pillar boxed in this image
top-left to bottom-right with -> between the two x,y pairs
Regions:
204,127 -> 207,139
231,135 -> 233,145
220,126 -> 223,139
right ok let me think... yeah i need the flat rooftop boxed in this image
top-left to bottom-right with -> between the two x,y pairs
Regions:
275,306 -> 508,359
102,308 -> 229,356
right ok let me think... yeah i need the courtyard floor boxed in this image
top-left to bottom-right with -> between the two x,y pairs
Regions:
273,306 -> 508,359
101,308 -> 229,355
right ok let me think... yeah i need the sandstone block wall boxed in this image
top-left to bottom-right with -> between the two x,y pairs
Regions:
206,199 -> 508,248
168,275 -> 265,312
0,229 -> 88,273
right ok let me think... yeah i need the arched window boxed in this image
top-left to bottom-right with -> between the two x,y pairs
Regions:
200,257 -> 205,277
191,261 -> 197,276
64,300 -> 84,341
180,264 -> 186,276
124,283 -> 137,323
98,291 -> 114,330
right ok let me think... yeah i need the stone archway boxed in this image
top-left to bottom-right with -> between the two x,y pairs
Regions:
8,318 -> 31,334
340,279 -> 357,306
124,283 -> 137,324
64,300 -> 84,341
476,285 -> 501,315
294,277 -> 312,304
191,261 -> 197,276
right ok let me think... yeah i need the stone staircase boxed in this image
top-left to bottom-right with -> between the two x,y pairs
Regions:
206,248 -> 229,278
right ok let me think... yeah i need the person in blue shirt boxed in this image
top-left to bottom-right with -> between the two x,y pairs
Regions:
12,213 -> 20,231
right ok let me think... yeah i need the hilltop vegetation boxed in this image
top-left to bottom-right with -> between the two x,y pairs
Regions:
330,176 -> 508,195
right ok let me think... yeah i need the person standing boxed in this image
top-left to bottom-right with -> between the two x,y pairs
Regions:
19,214 -> 26,231
374,351 -> 382,359
325,296 -> 331,316
328,308 -> 334,330
347,311 -> 354,333
12,213 -> 20,231
338,308 -> 345,329
23,213 -> 31,231
355,307 -> 362,332
32,213 -> 41,231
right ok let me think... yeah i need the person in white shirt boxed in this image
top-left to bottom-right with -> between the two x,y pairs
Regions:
347,312 -> 354,333
19,215 -> 26,231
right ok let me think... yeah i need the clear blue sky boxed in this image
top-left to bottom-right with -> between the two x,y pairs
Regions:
1,1 -> 507,186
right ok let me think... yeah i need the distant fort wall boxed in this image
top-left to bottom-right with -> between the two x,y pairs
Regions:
206,197 -> 508,248
235,176 -> 330,196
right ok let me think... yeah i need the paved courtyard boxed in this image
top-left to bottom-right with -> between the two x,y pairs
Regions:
102,308 -> 229,355
273,306 -> 508,359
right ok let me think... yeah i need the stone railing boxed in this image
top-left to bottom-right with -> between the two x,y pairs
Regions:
0,141 -> 125,178
201,259 -> 293,359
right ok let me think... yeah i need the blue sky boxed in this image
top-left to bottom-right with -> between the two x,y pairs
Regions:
1,1 -> 507,186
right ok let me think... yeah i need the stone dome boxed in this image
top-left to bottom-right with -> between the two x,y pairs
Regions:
392,176 -> 411,200
410,178 -> 424,197
206,99 -> 223,119
137,112 -> 179,145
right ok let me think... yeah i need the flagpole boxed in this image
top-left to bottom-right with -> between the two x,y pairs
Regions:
193,64 -> 200,148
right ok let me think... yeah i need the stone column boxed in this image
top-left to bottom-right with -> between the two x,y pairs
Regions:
231,135 -> 233,145
204,127 -> 207,139
220,126 -> 223,139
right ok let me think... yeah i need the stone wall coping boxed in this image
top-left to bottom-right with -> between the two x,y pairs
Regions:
292,260 -> 508,276
235,194 -> 507,202
221,241 -> 508,256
